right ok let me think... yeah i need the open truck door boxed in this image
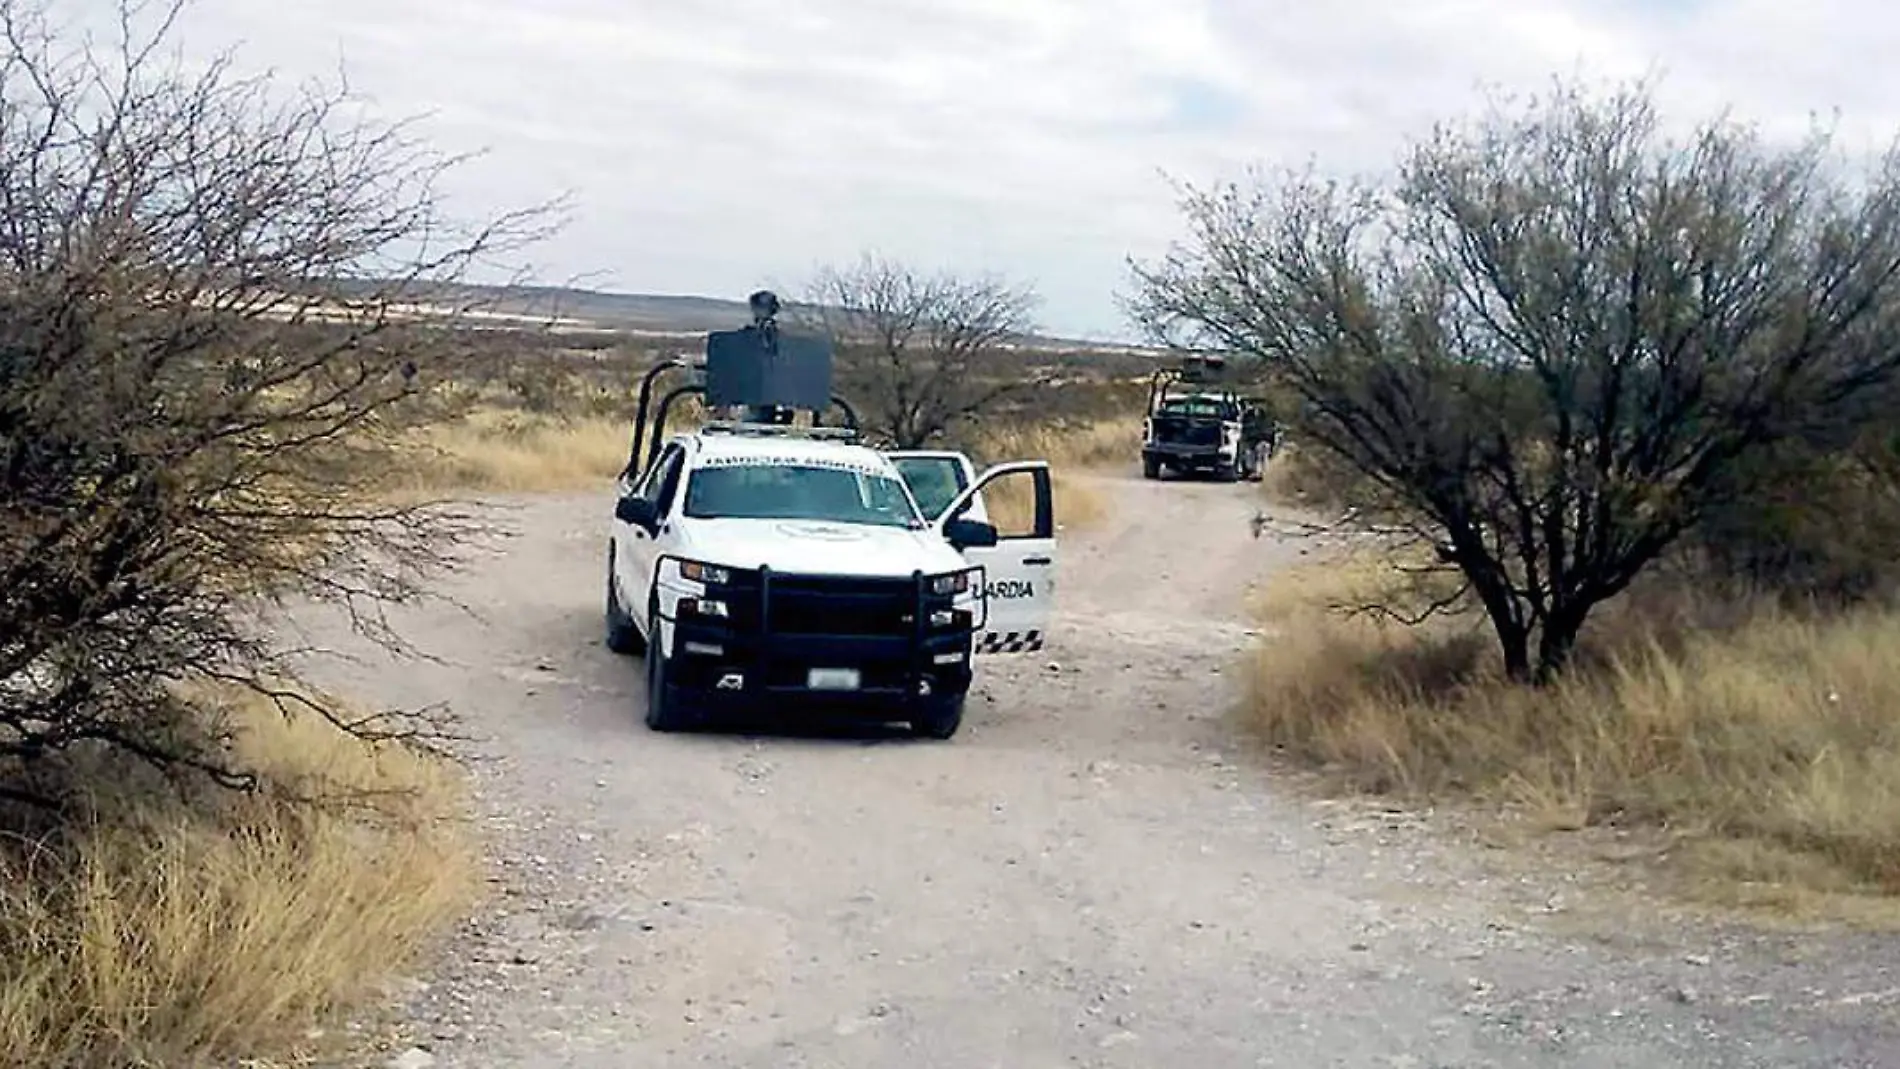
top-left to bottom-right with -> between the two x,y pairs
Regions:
935,460 -> 1054,654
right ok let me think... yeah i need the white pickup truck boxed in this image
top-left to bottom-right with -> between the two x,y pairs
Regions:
604,428 -> 1055,739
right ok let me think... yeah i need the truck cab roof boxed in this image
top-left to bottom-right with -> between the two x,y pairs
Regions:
681,431 -> 901,475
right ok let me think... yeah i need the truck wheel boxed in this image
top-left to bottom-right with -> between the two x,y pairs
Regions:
1141,455 -> 1160,480
604,546 -> 645,655
643,607 -> 694,732
910,695 -> 965,740
1215,461 -> 1238,482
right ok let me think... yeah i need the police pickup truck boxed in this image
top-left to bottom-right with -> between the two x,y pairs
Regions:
1139,354 -> 1275,482
604,429 -> 1053,739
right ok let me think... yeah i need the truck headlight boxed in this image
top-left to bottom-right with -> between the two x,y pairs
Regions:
679,597 -> 729,618
930,571 -> 970,596
679,561 -> 730,585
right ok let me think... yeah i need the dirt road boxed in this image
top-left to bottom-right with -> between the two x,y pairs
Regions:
292,474 -> 1900,1068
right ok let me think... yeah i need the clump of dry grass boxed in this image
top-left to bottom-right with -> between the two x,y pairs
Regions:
1247,547 -> 1900,904
401,408 -> 632,494
401,402 -> 1137,533
0,686 -> 477,1068
969,418 -> 1142,473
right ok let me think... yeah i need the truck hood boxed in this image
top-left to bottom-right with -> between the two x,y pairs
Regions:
673,517 -> 967,578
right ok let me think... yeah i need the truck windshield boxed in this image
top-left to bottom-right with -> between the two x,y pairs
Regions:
682,463 -> 924,529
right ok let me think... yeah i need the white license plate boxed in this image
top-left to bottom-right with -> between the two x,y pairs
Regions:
807,667 -> 861,692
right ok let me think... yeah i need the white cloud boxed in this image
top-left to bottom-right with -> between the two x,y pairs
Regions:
133,0 -> 1900,337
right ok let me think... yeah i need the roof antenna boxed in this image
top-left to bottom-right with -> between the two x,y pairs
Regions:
748,289 -> 780,341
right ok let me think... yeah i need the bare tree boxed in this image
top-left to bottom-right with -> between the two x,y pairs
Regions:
800,253 -> 1043,448
0,0 -> 561,806
1126,78 -> 1900,683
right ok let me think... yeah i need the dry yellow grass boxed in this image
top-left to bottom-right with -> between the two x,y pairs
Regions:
0,686 -> 477,1068
1247,547 -> 1900,908
969,418 -> 1143,473
401,408 -> 632,494
402,405 -> 1137,533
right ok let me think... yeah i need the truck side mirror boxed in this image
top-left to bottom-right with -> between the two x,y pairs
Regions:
943,517 -> 999,550
615,495 -> 657,529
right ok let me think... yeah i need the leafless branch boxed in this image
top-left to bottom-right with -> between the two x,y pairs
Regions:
797,252 -> 1043,448
0,0 -> 563,805
1127,75 -> 1900,682
1334,577 -> 1475,627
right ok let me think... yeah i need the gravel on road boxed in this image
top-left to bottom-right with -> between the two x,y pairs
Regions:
289,474 -> 1900,1069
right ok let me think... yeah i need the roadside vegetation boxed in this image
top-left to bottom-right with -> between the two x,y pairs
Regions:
397,324 -> 1149,528
0,4 -> 1144,1050
1126,79 -> 1900,912
0,685 -> 474,1067
1248,544 -> 1900,912
0,1 -> 548,1062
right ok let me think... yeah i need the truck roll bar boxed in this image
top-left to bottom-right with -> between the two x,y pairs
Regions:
648,383 -> 708,472
823,394 -> 861,433
627,356 -> 694,479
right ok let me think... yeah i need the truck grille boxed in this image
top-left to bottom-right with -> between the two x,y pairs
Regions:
768,575 -> 917,637
717,572 -> 926,638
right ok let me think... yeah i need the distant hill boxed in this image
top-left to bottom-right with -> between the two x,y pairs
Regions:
470,286 -> 759,333
315,281 -> 753,334
333,280 -> 1156,353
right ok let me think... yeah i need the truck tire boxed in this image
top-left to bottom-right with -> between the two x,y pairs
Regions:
1141,455 -> 1160,480
604,546 -> 645,655
643,603 -> 695,732
910,695 -> 965,740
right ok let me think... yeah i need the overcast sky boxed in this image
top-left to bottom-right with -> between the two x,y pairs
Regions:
146,0 -> 1900,340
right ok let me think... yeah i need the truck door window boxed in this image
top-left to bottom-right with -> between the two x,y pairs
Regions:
632,444 -> 674,501
651,447 -> 686,516
976,470 -> 1049,540
890,457 -> 967,521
